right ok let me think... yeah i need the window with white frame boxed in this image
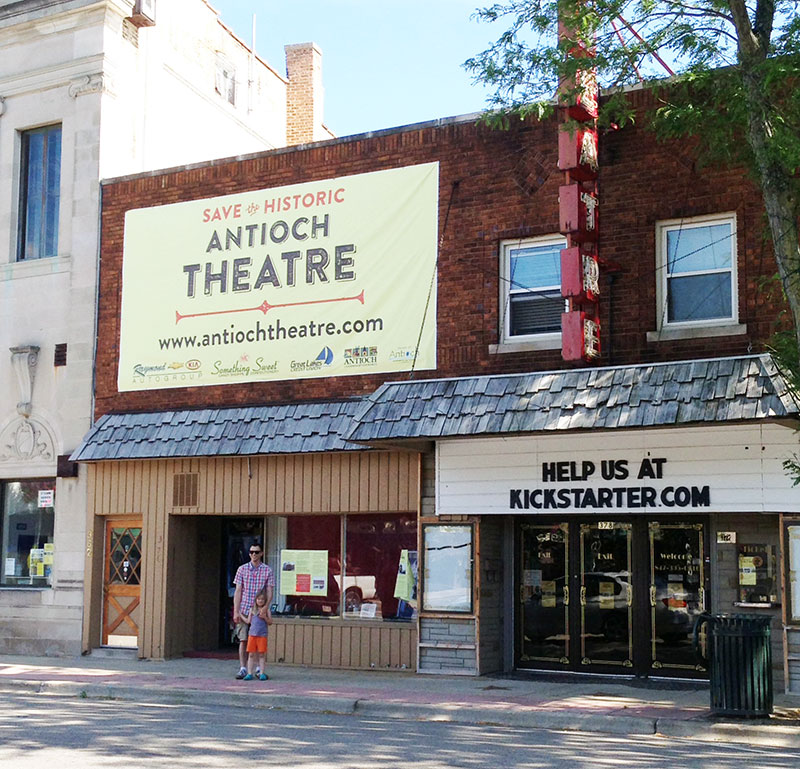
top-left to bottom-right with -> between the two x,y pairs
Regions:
657,214 -> 737,328
501,235 -> 566,341
17,124 -> 62,261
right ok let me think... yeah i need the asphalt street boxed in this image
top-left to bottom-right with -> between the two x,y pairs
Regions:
1,692 -> 799,769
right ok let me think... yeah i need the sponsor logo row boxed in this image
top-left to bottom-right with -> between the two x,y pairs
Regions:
131,345 -> 419,382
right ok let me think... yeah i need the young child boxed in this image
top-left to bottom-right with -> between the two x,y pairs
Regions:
242,590 -> 270,681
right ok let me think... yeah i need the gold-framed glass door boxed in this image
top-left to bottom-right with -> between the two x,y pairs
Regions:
519,523 -> 569,666
648,521 -> 706,673
579,521 -> 633,668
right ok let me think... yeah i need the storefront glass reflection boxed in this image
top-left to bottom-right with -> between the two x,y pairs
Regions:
267,513 -> 417,621
648,522 -> 705,672
520,523 -> 569,664
579,522 -> 633,668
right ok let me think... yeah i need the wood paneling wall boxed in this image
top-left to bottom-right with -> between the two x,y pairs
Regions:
88,452 -> 419,516
85,451 -> 420,660
267,619 -> 417,670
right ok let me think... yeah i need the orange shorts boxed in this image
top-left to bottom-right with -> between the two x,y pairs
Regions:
246,635 -> 268,654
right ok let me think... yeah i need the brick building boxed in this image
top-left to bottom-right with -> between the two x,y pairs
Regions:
74,88 -> 800,691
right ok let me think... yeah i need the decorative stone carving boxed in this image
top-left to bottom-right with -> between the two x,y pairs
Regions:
10,345 -> 39,417
68,73 -> 111,98
0,416 -> 55,464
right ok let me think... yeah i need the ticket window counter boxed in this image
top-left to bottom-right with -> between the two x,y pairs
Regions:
517,518 -> 709,678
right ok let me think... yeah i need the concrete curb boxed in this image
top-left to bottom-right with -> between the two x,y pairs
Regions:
2,677 -> 798,748
655,717 -> 800,749
353,699 -> 659,735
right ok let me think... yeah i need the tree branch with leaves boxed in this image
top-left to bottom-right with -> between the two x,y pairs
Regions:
466,0 -> 800,352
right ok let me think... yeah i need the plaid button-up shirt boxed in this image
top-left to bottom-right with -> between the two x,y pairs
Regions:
234,561 -> 274,617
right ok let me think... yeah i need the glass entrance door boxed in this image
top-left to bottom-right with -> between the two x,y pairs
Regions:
516,518 -> 708,676
578,521 -> 634,669
648,522 -> 706,674
519,523 -> 570,666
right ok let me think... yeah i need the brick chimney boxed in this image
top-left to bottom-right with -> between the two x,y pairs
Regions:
285,42 -> 327,145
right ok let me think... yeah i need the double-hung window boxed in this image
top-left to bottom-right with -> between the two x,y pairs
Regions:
501,235 -> 566,342
18,124 -> 62,261
658,214 -> 737,328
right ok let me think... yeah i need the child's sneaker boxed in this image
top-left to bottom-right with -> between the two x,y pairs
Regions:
235,666 -> 247,679
243,673 -> 254,681
255,667 -> 261,677
259,673 -> 269,681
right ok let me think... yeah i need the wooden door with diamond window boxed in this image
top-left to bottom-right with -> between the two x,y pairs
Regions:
102,517 -> 142,647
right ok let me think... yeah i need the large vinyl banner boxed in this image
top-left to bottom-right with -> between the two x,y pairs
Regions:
117,163 -> 439,391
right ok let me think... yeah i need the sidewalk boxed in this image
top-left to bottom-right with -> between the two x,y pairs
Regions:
0,652 -> 798,748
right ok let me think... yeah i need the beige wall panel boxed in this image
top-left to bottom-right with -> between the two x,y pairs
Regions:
321,625 -> 333,667
349,456 -> 361,511
339,625 -> 351,667
263,621 -> 416,669
90,452 -> 419,517
358,455 -> 370,511
302,456 -> 314,512
312,624 -> 323,666
286,457 -> 298,513
126,463 -> 138,511
228,459 -> 241,514
151,461 -> 170,658
387,454 -> 399,510
359,627 -> 370,665
329,456 -> 342,512
320,456 -> 332,513
131,462 -> 143,512
108,463 -> 120,514
248,460 -> 260,513
273,456 -> 285,513
213,460 -> 225,514
292,622 -> 305,661
378,627 -> 390,667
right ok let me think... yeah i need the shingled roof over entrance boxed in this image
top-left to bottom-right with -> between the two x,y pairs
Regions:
71,399 -> 363,461
72,355 -> 798,461
346,354 -> 799,443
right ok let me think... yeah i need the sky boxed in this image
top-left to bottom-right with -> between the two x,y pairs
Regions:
209,0 -> 500,138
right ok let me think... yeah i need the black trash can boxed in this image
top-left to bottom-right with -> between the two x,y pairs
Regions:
693,613 -> 773,717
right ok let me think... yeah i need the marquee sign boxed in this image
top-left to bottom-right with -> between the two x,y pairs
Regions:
435,426 -> 800,516
117,163 -> 439,391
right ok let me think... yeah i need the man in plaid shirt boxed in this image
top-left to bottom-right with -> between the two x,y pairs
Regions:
232,542 -> 274,679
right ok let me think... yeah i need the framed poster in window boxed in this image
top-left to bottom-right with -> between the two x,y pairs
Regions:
422,524 -> 473,613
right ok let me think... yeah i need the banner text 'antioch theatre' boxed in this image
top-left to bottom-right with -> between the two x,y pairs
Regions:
118,163 -> 439,391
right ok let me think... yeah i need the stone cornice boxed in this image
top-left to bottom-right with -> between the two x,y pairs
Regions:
0,53 -> 105,97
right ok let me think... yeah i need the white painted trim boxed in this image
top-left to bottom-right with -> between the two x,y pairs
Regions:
647,323 -> 746,342
655,211 -> 738,332
498,234 -> 566,345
